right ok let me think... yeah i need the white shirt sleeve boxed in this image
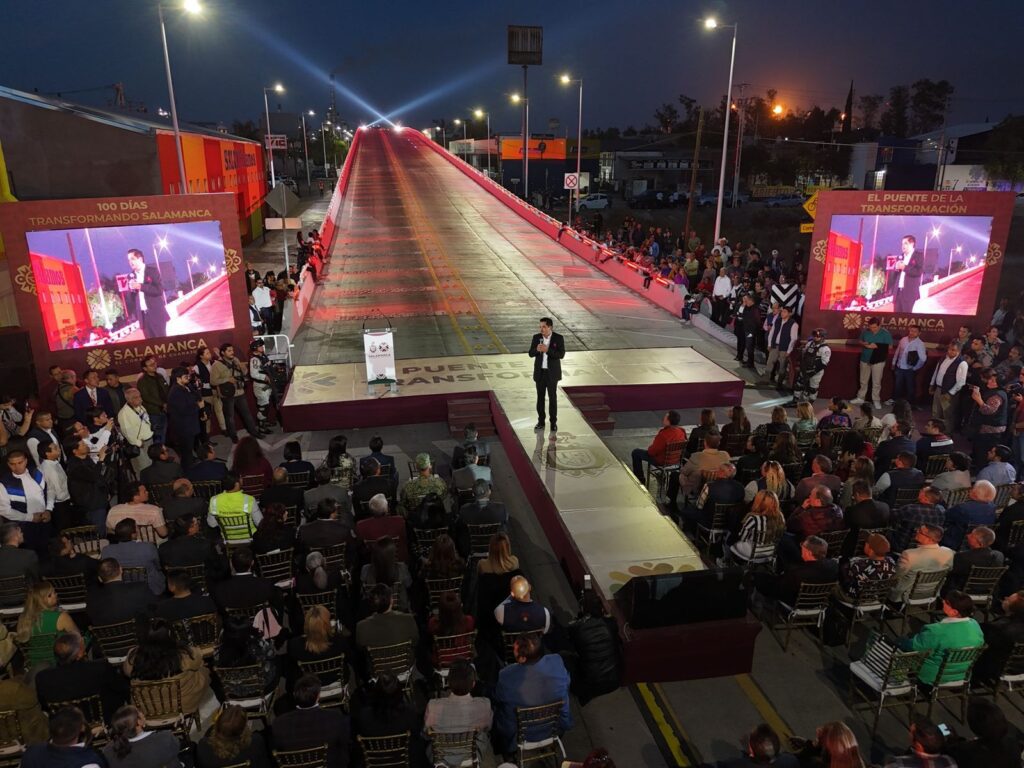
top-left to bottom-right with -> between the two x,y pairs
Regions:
950,361 -> 968,395
0,486 -> 29,521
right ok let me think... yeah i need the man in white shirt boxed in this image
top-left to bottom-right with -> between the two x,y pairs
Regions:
39,441 -> 72,531
0,449 -> 53,556
252,278 -> 274,330
117,387 -> 154,475
929,342 -> 968,429
890,323 -> 928,406
711,268 -> 733,326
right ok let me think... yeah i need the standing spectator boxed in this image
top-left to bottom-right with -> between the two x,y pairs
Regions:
104,369 -> 128,416
117,388 -> 154,475
65,436 -> 109,534
136,355 -> 169,444
210,343 -> 263,443
72,368 -> 116,423
891,324 -> 927,405
0,449 -> 52,556
786,329 -> 831,406
25,410 -> 62,467
193,347 -> 226,436
737,294 -> 761,369
929,342 -> 968,429
711,268 -> 732,326
167,366 -> 201,470
852,317 -> 892,410
968,367 -> 1010,467
252,277 -> 275,331
762,305 -> 798,388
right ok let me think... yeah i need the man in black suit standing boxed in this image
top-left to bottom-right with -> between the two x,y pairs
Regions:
528,317 -> 566,433
126,248 -> 169,339
890,234 -> 925,314
272,674 -> 350,767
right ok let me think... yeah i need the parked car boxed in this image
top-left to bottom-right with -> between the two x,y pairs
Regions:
763,193 -> 805,207
628,190 -> 671,209
696,190 -> 749,208
576,193 -> 611,211
278,177 -> 299,194
668,191 -> 689,207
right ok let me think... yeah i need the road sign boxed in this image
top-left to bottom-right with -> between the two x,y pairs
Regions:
264,134 -> 288,150
563,173 -> 578,190
265,217 -> 303,230
802,190 -> 819,219
800,222 -> 816,234
264,184 -> 301,216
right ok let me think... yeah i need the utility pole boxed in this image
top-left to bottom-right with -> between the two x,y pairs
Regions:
684,107 -> 705,246
731,83 -> 749,209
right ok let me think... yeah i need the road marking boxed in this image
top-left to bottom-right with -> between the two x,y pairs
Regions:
734,674 -> 793,739
631,683 -> 699,767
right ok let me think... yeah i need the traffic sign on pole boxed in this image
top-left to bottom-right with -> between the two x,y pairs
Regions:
802,190 -> 819,219
563,173 -> 578,190
799,222 -> 815,234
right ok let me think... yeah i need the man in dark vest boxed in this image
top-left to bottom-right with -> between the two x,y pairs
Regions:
930,342 -> 969,430
529,317 -> 566,433
872,451 -> 925,507
494,575 -> 551,635
969,367 -> 1010,468
0,449 -> 52,557
762,305 -> 799,388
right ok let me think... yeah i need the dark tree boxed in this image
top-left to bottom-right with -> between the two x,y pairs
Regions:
983,115 -> 1024,183
910,78 -> 955,135
654,103 -> 680,134
880,85 -> 910,137
857,94 -> 884,131
231,120 -> 260,140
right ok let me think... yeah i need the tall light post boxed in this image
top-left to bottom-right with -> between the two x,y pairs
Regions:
511,93 -> 529,198
263,82 -> 285,188
300,110 -> 314,194
320,121 -> 331,174
560,74 -> 584,220
474,108 -> 490,177
704,17 -> 737,245
947,244 -> 963,278
453,118 -> 468,160
157,0 -> 202,194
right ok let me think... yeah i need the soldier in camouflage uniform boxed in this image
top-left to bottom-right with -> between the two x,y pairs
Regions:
399,453 -> 448,515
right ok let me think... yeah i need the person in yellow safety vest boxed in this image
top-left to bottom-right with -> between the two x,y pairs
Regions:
207,472 -> 262,540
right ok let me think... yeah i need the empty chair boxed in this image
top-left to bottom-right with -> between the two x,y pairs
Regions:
358,732 -> 410,768
848,630 -> 930,736
515,702 -> 567,766
773,581 -> 837,651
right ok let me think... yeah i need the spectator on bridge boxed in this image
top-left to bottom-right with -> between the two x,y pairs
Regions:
630,410 -> 687,483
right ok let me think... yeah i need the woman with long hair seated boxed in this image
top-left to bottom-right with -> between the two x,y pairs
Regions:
251,502 -> 295,555
230,436 -> 272,486
322,434 -> 356,490
743,460 -> 794,505
360,536 -> 413,613
102,705 -> 180,768
421,534 -> 466,580
792,401 -> 817,433
839,457 -> 875,508
285,604 -> 351,692
475,532 -> 524,642
15,581 -> 82,667
279,440 -> 316,488
727,489 -> 786,563
212,616 -> 279,699
766,432 -> 800,468
124,617 -> 209,718
196,704 -> 271,768
793,721 -> 865,768
426,591 -> 475,667
721,405 -> 751,440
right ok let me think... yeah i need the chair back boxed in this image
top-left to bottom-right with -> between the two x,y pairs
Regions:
0,575 -> 26,610
181,612 -> 221,655
963,564 -> 1008,601
148,482 -> 175,506
661,440 -> 686,467
466,523 -> 502,559
358,732 -> 410,768
711,502 -> 744,531
994,483 -> 1015,512
136,524 -> 159,544
131,677 -> 188,722
297,590 -> 339,623
923,454 -> 950,480
48,573 -> 88,612
932,645 -> 986,686
1008,519 -> 1024,548
0,709 -> 23,753
255,548 -> 295,588
215,663 -> 265,699
224,603 -> 263,624
191,480 -> 222,500
905,569 -> 949,605
723,433 -> 750,457
44,693 -> 105,736
434,630 -> 477,670
297,653 -> 347,689
819,529 -> 848,559
239,474 -> 265,497
412,526 -> 446,561
64,525 -> 104,558
943,487 -> 972,508
121,566 -> 148,584
165,563 -> 207,594
855,527 -> 890,550
747,525 -> 780,564
860,426 -> 883,446
425,576 -> 464,613
846,574 -> 896,609
819,428 -> 850,455
285,471 -> 311,489
273,745 -> 328,768
998,641 -> 1024,680
366,641 -> 415,680
515,701 -> 565,763
428,729 -> 479,768
92,620 -> 138,663
216,513 -> 255,543
794,429 -> 817,452
791,581 -> 836,611
320,542 -> 349,577
782,462 -> 804,484
860,631 -> 929,691
893,486 -> 924,509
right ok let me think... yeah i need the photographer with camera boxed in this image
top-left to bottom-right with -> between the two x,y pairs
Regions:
967,368 -> 1010,469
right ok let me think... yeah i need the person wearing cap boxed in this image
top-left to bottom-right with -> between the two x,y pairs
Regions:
166,366 -> 201,470
399,453 -> 448,516
838,533 -> 895,601
248,338 -> 278,432
494,575 -> 551,634
851,317 -> 892,411
786,329 -> 831,407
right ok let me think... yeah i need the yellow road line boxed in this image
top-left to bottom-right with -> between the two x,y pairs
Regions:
383,132 -> 509,354
735,674 -> 793,739
635,683 -> 692,767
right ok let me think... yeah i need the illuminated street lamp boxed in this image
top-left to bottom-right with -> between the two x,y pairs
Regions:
263,83 -> 285,188
300,110 -> 315,193
158,0 -> 202,193
511,92 -> 530,197
453,118 -> 467,159
948,244 -> 963,278
704,16 -> 738,244
772,104 -> 784,116
474,108 -> 491,177
560,74 -> 584,221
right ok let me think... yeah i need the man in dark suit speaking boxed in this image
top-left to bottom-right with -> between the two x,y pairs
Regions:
890,234 -> 925,314
127,248 -> 169,339
528,317 -> 566,433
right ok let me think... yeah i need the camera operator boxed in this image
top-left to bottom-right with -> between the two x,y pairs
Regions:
1009,377 -> 1024,476
65,435 -> 111,535
968,368 -> 1010,469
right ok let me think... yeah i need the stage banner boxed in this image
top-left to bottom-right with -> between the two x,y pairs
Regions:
363,329 -> 397,388
801,190 -> 1014,345
0,193 -> 251,389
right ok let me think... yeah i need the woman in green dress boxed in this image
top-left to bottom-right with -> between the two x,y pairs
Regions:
15,581 -> 82,666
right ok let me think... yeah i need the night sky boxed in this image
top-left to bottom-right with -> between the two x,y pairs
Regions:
4,0 -> 1023,135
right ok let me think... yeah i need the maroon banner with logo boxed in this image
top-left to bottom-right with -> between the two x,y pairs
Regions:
0,193 -> 251,388
802,190 -> 1014,344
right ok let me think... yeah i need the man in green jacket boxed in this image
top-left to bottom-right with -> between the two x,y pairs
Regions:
136,354 -> 169,444
900,590 -> 985,686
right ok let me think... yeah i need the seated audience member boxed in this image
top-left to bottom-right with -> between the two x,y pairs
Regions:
838,533 -> 896,601
568,592 -> 622,705
942,479 -> 998,550
915,419 -> 954,465
366,434 -> 399,483
890,523 -> 955,601
352,459 -> 391,518
787,485 -> 843,542
882,718 -> 958,768
946,697 -> 1024,768
630,410 -> 687,482
945,526 -> 1004,594
755,535 -> 838,605
452,445 -> 491,491
493,632 -> 572,755
680,462 -> 745,532
102,704 -> 181,768
676,434 -> 731,500
851,402 -> 882,431
791,401 -> 817,433
196,703 -> 272,768
305,465 -> 351,521
424,659 -> 494,767
890,487 -> 946,552
105,481 -> 168,538
930,452 -> 972,494
792,722 -> 866,768
162,478 -> 208,523
757,407 -> 793,440
139,443 -> 183,488
231,436 -> 273,486
213,615 -> 279,698
355,493 -> 408,561
353,672 -> 423,756
976,444 -> 1017,486
42,533 -> 99,582
976,590 -> 1024,682
360,537 -> 413,612
271,674 -> 350,768
736,436 -> 769,480
872,451 -> 925,507
845,480 -> 891,532
124,617 -> 210,718
20,706 -> 103,768
458,479 -> 508,527
793,455 -> 843,506
323,434 -> 357,490
685,408 -> 719,456
159,514 -> 220,577
873,419 -> 916,478
286,605 -> 351,692
213,546 -> 283,615
743,460 -> 794,505
421,534 -> 466,580
251,502 -> 296,554
427,590 -> 475,655
87,557 -> 157,626
294,552 -> 349,628
728,490 -> 786,564
260,468 -> 304,515
155,570 -> 218,622
100,517 -> 165,595
817,397 -> 852,430
399,453 -> 448,516
186,442 -> 229,484
0,521 -> 39,585
15,581 -> 82,667
279,440 -> 316,487
298,497 -> 354,556
35,632 -> 130,725
207,473 -> 263,538
451,424 -> 489,470
494,575 -> 551,635
898,591 -> 985,687
355,583 -> 419,656
716,723 -> 800,768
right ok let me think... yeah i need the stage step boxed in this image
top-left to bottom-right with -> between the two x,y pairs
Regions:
447,397 -> 496,439
567,390 -> 607,408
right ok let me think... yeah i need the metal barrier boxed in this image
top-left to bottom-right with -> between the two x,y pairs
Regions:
256,334 -> 293,369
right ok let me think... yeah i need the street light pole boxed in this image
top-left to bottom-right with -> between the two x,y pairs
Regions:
560,75 -> 584,220
705,18 -> 737,246
321,122 -> 330,174
301,110 -> 313,195
263,84 -> 285,188
157,1 -> 190,193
